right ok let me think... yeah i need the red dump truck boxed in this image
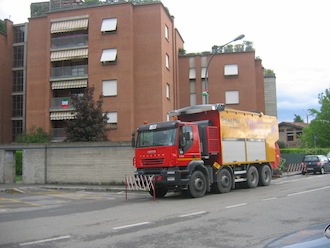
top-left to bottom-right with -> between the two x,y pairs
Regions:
132,104 -> 280,198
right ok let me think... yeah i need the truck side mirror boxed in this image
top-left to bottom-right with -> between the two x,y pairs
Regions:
131,132 -> 136,148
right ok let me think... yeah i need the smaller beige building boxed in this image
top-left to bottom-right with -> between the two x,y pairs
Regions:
279,122 -> 308,148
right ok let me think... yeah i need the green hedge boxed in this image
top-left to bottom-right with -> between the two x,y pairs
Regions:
16,151 -> 22,176
280,148 -> 330,155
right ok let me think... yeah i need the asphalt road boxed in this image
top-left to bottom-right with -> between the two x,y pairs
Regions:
0,174 -> 330,248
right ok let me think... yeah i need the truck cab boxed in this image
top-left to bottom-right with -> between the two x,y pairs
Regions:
134,121 -> 208,195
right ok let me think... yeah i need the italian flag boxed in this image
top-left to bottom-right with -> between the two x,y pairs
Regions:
62,98 -> 69,108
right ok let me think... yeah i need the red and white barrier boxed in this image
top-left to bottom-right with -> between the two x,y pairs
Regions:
125,175 -> 155,200
286,163 -> 307,176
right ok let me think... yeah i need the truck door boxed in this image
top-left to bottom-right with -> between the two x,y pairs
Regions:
178,125 -> 201,160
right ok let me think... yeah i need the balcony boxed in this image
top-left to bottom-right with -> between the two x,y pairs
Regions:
50,65 -> 88,80
51,34 -> 88,50
50,128 -> 66,142
50,97 -> 75,111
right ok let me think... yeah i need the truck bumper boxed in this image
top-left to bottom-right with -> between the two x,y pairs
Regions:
136,167 -> 189,187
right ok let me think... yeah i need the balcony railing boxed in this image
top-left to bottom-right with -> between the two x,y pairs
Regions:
50,65 -> 88,80
51,34 -> 88,50
31,1 -> 162,18
50,97 -> 75,111
50,128 -> 66,142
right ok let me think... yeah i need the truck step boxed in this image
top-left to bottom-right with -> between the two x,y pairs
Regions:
234,170 -> 246,175
235,178 -> 247,183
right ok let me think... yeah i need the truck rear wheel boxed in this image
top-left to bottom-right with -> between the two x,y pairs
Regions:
212,168 -> 232,194
187,170 -> 207,198
258,165 -> 272,186
247,165 -> 259,188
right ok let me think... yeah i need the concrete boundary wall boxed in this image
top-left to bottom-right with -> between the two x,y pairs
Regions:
0,142 -> 135,185
0,150 -> 16,183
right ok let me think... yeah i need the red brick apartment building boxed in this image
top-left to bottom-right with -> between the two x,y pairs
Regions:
0,20 -> 27,143
0,0 -> 277,143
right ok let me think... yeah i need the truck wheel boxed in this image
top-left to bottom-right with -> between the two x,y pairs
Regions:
212,168 -> 232,193
258,165 -> 272,186
187,170 -> 207,198
149,187 -> 168,198
247,166 -> 259,188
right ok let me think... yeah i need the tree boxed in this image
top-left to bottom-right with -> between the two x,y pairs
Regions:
16,126 -> 50,143
293,114 -> 304,122
300,88 -> 330,147
243,40 -> 254,51
264,69 -> 275,76
65,86 -> 109,142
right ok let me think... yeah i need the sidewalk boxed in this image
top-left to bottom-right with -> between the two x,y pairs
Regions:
0,182 -> 126,193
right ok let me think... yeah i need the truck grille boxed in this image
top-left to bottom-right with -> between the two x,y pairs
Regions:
142,158 -> 164,166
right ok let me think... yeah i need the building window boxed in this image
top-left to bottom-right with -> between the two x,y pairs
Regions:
201,56 -> 208,67
14,25 -> 25,43
165,25 -> 169,40
225,91 -> 239,104
12,120 -> 23,142
166,83 -> 170,99
189,68 -> 196,79
201,68 -> 207,79
165,54 -> 169,69
106,112 -> 118,129
12,95 -> 23,117
224,64 -> 238,77
13,46 -> 24,67
13,70 -> 24,92
102,80 -> 117,96
100,48 -> 117,64
101,18 -> 117,33
296,131 -> 302,138
189,57 -> 195,68
190,80 -> 196,105
287,132 -> 294,141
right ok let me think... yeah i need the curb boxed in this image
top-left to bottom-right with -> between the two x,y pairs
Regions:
0,184 -> 126,193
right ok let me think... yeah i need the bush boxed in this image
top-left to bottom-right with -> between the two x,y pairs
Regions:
16,126 -> 50,143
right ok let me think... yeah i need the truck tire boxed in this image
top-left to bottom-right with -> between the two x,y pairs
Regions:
258,165 -> 272,186
247,166 -> 259,188
187,170 -> 207,198
149,187 -> 168,198
212,168 -> 232,194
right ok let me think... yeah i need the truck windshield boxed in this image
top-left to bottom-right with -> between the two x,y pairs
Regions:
137,128 -> 177,148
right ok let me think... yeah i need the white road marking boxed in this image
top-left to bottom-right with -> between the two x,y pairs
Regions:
225,203 -> 247,209
19,235 -> 71,246
113,222 -> 150,230
287,186 -> 330,197
263,197 -> 277,201
179,211 -> 207,218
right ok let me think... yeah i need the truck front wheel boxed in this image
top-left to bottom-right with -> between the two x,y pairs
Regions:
187,170 -> 207,198
149,186 -> 168,198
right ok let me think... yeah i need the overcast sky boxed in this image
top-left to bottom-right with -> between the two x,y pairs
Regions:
1,0 -> 329,123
